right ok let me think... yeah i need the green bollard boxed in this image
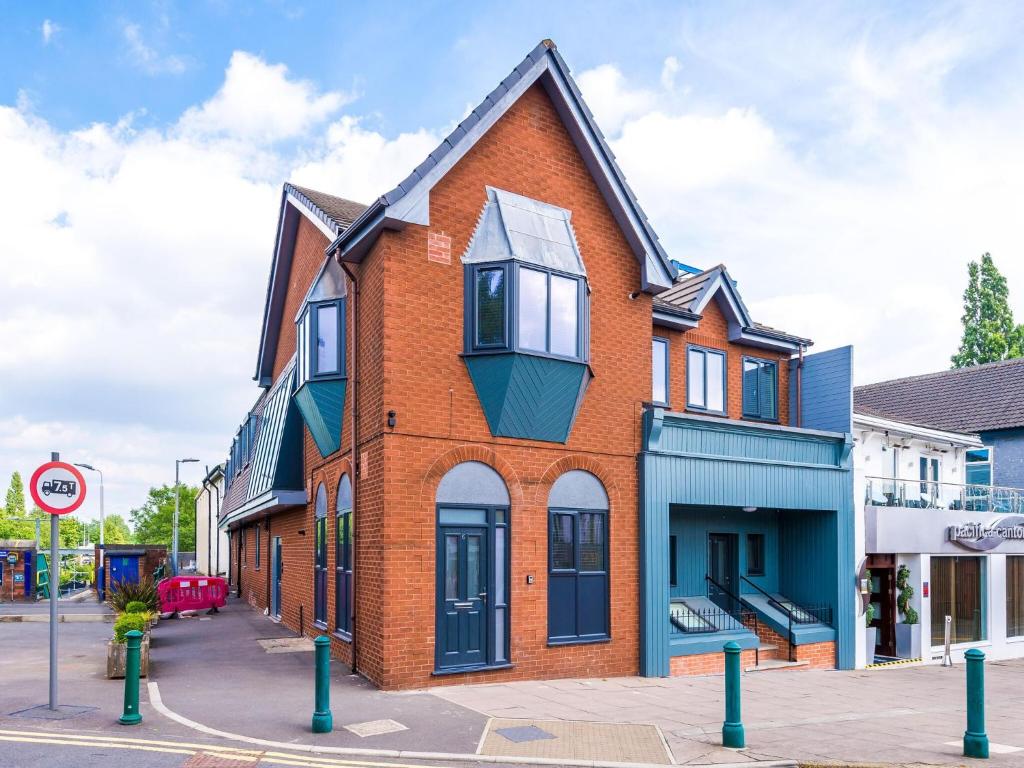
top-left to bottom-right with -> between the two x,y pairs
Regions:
311,635 -> 333,733
722,641 -> 745,749
963,648 -> 989,759
119,630 -> 143,726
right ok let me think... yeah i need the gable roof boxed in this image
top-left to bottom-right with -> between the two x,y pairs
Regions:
854,357 -> 1024,434
324,39 -> 678,294
254,184 -> 366,385
653,264 -> 811,353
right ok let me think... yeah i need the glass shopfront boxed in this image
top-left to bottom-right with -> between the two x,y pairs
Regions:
930,556 -> 985,646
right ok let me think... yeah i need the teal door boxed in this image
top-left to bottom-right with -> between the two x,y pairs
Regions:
708,533 -> 739,611
436,526 -> 487,669
270,537 -> 282,618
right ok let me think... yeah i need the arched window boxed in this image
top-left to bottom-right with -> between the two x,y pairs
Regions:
434,461 -> 510,671
313,483 -> 328,627
548,470 -> 609,644
335,474 -> 353,636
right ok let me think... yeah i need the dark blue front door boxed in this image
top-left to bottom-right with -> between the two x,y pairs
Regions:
436,526 -> 487,669
271,537 -> 282,618
109,556 -> 139,586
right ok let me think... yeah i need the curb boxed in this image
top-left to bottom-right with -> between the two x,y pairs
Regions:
0,613 -> 113,623
147,682 -> 797,768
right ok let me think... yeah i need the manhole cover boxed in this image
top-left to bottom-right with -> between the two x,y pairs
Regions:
8,705 -> 98,720
344,719 -> 408,737
496,725 -> 556,743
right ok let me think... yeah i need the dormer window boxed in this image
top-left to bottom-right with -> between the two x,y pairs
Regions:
295,258 -> 348,386
464,188 -> 589,362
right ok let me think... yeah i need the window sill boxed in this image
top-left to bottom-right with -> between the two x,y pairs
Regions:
742,414 -> 780,425
460,348 -> 588,366
333,630 -> 352,643
313,621 -> 328,631
547,636 -> 611,647
432,662 -> 513,677
685,407 -> 727,418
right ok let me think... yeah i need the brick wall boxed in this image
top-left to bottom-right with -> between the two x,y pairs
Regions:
670,649 -> 757,676
794,640 -> 835,669
660,299 -> 791,424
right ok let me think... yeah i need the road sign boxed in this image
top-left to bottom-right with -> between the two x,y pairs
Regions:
29,461 -> 87,516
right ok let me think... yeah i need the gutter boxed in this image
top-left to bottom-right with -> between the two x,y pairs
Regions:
340,255 -> 359,678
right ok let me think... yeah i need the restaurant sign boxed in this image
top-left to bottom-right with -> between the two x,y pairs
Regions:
947,515 -> 1024,551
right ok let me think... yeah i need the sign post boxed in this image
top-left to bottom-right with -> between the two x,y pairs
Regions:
29,453 -> 87,711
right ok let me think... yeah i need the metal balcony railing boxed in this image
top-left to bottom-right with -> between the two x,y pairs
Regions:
864,476 -> 1024,514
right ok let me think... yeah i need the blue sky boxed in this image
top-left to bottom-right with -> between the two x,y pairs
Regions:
2,1 -> 1024,521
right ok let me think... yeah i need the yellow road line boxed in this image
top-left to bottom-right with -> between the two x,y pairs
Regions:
0,728 -> 456,768
0,734 -> 200,757
0,727 -> 262,755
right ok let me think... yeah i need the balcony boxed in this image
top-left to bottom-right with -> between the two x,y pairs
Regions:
864,476 -> 1024,515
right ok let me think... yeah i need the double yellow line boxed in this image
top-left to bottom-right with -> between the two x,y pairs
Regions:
0,729 -> 439,768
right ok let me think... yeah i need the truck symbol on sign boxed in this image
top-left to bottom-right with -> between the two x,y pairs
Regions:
41,479 -> 77,498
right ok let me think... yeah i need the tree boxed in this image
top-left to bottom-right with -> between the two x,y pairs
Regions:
85,515 -> 134,545
952,253 -> 1024,368
5,472 -> 25,518
129,484 -> 199,550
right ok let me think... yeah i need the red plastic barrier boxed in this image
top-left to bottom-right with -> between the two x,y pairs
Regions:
158,575 -> 227,615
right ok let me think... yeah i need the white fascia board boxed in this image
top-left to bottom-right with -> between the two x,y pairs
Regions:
729,328 -> 803,354
218,489 -> 307,529
852,412 -> 982,447
653,309 -> 699,331
285,192 -> 338,240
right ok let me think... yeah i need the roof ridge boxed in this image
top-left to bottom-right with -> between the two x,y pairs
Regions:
855,356 -> 1024,391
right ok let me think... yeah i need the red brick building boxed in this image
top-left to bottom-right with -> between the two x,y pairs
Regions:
219,41 -> 856,689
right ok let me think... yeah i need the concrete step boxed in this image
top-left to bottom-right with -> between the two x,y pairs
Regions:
745,659 -> 809,672
756,643 -> 778,652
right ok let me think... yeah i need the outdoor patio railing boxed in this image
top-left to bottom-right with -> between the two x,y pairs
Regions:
864,476 -> 1024,514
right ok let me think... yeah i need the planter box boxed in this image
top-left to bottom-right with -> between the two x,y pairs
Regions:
895,623 -> 921,659
865,627 -> 878,663
106,635 -> 150,679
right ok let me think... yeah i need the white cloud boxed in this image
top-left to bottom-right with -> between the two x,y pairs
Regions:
0,51 -> 429,519
178,52 -> 352,144
122,22 -> 188,75
41,19 -> 60,45
577,11 -> 1024,385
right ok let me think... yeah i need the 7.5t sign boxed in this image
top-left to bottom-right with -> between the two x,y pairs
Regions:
30,461 -> 87,516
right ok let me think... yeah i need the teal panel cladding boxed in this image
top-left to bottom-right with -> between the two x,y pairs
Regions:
464,353 -> 588,443
640,408 -> 855,676
293,379 -> 347,457
789,346 -> 853,434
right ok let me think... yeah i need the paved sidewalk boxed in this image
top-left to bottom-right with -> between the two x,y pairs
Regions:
148,599 -> 487,755
434,660 -> 1024,765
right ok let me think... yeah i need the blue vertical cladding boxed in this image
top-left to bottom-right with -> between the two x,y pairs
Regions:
669,508 -> 780,597
980,428 -> 1024,490
790,345 -> 853,433
640,408 -> 855,676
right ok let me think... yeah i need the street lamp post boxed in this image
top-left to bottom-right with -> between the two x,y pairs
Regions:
73,464 -> 104,546
173,458 -> 199,575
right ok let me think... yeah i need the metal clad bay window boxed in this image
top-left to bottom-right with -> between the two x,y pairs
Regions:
518,267 -> 548,351
687,346 -> 725,413
652,337 -> 669,405
742,357 -> 778,420
316,304 -> 340,374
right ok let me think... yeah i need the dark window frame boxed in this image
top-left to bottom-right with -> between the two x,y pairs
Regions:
254,523 -> 261,570
686,344 -> 727,415
463,261 -> 590,364
297,299 -> 348,386
669,534 -> 677,588
652,336 -> 670,407
741,355 -> 779,422
547,507 -> 610,645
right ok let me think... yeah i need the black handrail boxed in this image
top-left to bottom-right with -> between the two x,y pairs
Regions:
705,575 -> 759,666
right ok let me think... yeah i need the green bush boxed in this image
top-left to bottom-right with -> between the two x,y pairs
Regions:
113,612 -> 148,643
124,601 -> 148,614
109,578 -> 159,613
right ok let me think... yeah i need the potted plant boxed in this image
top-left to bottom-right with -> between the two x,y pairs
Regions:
106,612 -> 151,679
895,564 -> 920,658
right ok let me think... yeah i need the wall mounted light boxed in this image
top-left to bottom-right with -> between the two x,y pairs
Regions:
742,506 -> 758,513
387,410 -> 396,429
